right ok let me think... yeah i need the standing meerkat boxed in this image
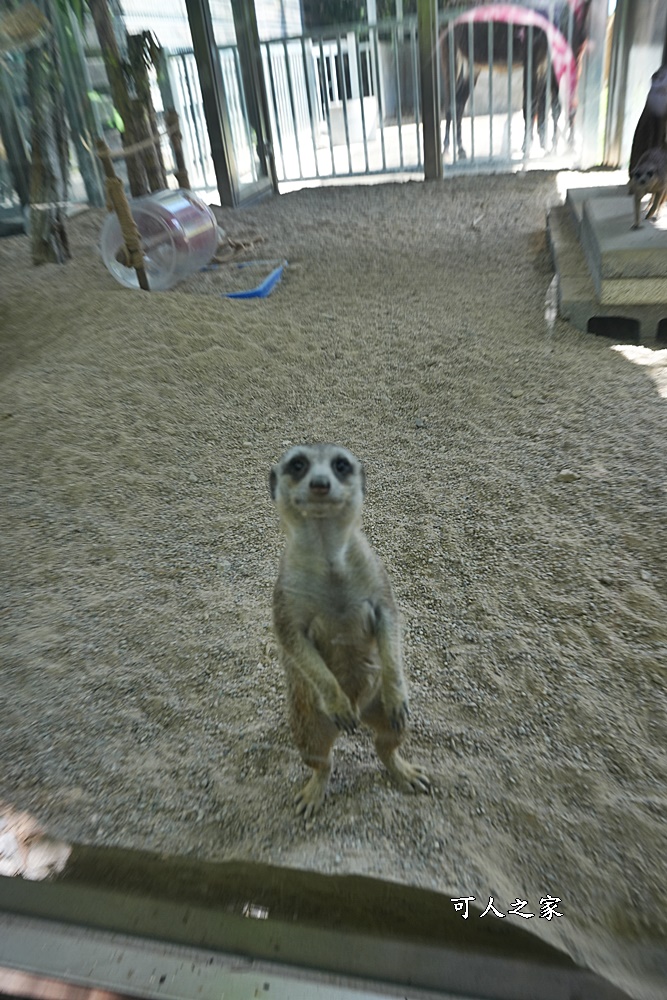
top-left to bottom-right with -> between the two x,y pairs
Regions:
270,443 -> 430,821
628,147 -> 667,229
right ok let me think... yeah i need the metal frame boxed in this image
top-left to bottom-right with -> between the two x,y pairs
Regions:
0,866 -> 633,1000
183,0 -> 236,205
418,0 -> 442,180
182,0 -> 274,207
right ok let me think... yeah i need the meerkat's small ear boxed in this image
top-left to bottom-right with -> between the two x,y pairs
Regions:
269,467 -> 277,500
359,463 -> 366,496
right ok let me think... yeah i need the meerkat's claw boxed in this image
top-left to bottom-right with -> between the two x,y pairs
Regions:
383,753 -> 431,795
385,698 -> 409,733
327,689 -> 359,733
407,765 -> 432,794
294,771 -> 328,820
332,710 -> 358,734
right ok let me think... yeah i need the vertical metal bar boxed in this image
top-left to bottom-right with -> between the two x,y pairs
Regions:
336,33 -> 353,173
182,55 -> 207,184
546,0 -> 554,149
175,57 -> 197,183
506,21 -> 513,158
282,39 -> 304,179
566,1 -> 575,50
467,18 -> 475,161
318,37 -> 336,176
231,46 -> 258,181
231,0 -> 277,195
192,54 -> 215,186
300,36 -> 320,178
183,0 -> 236,206
411,20 -> 421,167
417,0 -> 440,178
392,22 -> 404,169
488,19 -> 493,159
371,23 -> 387,171
524,23 -> 533,160
448,20 -> 457,164
565,0 -> 574,131
354,30 -> 370,172
264,45 -> 286,181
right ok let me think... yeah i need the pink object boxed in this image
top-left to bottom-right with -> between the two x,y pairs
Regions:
451,4 -> 578,111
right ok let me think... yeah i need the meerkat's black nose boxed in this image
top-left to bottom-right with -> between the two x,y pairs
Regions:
309,475 -> 331,494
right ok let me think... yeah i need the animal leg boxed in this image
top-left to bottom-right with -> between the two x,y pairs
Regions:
363,698 -> 430,794
295,758 -> 333,821
287,670 -> 339,821
646,191 -> 665,221
633,193 -> 642,229
455,74 -> 472,159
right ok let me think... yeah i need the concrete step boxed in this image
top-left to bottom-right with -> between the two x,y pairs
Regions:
547,204 -> 667,342
565,184 -> 628,236
580,195 -> 667,305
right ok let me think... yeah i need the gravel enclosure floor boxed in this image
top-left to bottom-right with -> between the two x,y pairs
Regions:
1,173 -> 667,998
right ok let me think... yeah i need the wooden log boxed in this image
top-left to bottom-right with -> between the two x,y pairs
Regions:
96,138 -> 150,291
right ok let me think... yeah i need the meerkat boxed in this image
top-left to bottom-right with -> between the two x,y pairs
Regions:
628,147 -> 667,229
270,443 -> 430,820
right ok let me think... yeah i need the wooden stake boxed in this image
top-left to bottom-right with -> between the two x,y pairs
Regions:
165,108 -> 191,190
96,138 -> 150,291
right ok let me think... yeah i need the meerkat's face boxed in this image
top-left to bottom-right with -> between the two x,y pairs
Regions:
269,443 -> 365,522
630,166 -> 658,196
630,150 -> 667,196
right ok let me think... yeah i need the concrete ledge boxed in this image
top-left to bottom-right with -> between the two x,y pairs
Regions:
0,839 -> 635,1000
547,205 -> 667,341
565,185 -> 628,235
580,196 -> 667,305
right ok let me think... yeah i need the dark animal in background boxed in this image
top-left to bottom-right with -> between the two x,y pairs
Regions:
629,65 -> 667,175
628,147 -> 667,230
440,0 -> 591,162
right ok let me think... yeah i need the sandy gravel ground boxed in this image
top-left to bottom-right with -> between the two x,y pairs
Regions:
1,173 -> 666,998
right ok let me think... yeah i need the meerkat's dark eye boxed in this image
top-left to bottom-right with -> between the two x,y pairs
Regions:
332,456 -> 352,476
286,455 -> 309,476
647,170 -> 654,178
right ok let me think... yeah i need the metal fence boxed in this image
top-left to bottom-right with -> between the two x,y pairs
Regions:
260,18 -> 424,183
166,17 -> 425,191
164,2 -> 603,194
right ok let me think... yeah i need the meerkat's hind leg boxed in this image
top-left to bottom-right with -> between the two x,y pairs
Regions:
375,733 -> 431,795
287,673 -> 339,821
363,699 -> 431,794
295,756 -> 333,821
647,190 -> 667,220
376,737 -> 431,794
646,193 -> 660,220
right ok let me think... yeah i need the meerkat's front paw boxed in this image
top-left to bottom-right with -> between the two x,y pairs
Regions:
324,689 -> 359,734
382,690 -> 410,733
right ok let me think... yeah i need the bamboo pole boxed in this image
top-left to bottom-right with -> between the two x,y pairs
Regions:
96,138 -> 149,291
165,108 -> 191,189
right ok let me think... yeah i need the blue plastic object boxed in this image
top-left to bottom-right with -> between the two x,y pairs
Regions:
225,259 -> 286,299
199,258 -> 287,299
